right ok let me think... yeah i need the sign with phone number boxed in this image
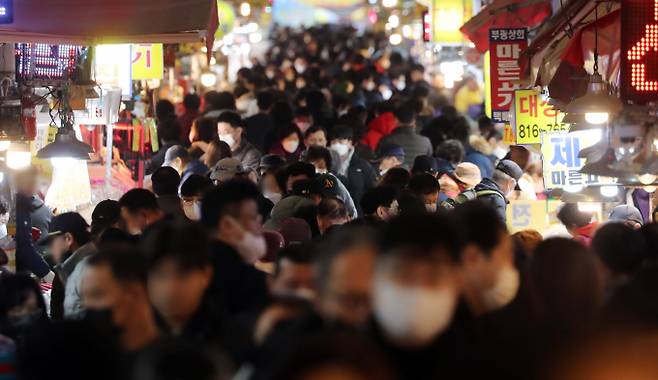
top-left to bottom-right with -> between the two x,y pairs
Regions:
514,89 -> 569,144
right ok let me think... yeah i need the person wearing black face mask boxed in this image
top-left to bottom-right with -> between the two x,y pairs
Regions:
0,274 -> 49,347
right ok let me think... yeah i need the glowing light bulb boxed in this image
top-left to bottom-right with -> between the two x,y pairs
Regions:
6,143 -> 31,170
382,0 -> 397,7
388,15 -> 399,28
563,185 -> 583,193
240,2 -> 251,17
578,202 -> 600,213
644,185 -> 657,193
638,173 -> 657,185
584,112 -> 609,125
249,32 -> 262,44
200,72 -> 217,88
389,33 -> 402,45
600,185 -> 619,197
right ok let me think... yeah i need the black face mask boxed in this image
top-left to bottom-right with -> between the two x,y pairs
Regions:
83,308 -> 122,339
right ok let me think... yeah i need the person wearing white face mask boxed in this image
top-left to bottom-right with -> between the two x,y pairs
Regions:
328,126 -> 377,215
217,111 -> 262,172
370,213 -> 463,380
200,179 -> 270,314
269,124 -> 304,162
179,174 -> 213,222
408,173 -> 440,213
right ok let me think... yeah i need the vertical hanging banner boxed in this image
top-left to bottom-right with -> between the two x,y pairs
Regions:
514,89 -> 569,144
489,28 -> 527,123
131,44 -> 164,80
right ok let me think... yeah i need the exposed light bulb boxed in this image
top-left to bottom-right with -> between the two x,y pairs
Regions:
578,202 -> 600,213
249,32 -> 262,44
389,33 -> 402,45
584,112 -> 609,125
644,185 -> 657,193
638,173 -> 658,185
388,15 -> 400,28
240,2 -> 251,17
600,185 -> 619,197
200,72 -> 217,88
6,143 -> 31,170
563,185 -> 584,193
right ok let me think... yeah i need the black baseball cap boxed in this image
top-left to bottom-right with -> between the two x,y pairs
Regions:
411,155 -> 438,174
40,212 -> 89,245
92,200 -> 121,224
374,144 -> 405,162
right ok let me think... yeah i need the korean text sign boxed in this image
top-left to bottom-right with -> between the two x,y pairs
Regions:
131,44 -> 164,80
541,130 -> 604,189
489,28 -> 527,123
506,200 -> 548,233
514,89 -> 569,144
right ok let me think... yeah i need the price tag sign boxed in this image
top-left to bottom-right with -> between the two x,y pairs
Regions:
514,89 -> 569,144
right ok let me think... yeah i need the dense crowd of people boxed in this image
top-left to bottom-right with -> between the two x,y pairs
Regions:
2,25 -> 658,380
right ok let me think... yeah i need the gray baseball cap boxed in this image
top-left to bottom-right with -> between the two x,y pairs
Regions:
609,204 -> 643,226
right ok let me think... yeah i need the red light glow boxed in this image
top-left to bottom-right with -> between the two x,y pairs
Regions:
621,0 -> 658,103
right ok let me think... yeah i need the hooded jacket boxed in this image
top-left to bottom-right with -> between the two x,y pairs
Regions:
473,178 -> 508,223
361,112 -> 398,151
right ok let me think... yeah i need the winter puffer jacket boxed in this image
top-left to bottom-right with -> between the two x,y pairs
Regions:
361,112 -> 397,151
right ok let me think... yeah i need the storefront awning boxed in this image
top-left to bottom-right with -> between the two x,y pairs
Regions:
519,0 -> 620,105
0,0 -> 216,44
460,0 -> 552,53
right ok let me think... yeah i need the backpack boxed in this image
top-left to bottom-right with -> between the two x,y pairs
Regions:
440,188 -> 505,211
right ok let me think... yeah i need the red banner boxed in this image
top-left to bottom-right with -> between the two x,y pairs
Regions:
489,28 -> 527,123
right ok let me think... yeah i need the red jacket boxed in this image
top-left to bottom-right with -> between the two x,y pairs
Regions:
361,112 -> 397,151
573,222 -> 598,247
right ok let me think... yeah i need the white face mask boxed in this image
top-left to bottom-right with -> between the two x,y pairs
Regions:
395,80 -> 406,91
294,63 -> 306,74
236,231 -> 268,264
263,191 -> 282,204
381,87 -> 393,100
282,140 -> 300,154
266,70 -> 275,79
481,266 -> 520,312
365,81 -> 376,91
425,203 -> 437,213
374,278 -> 457,346
219,133 -> 236,149
330,142 -> 350,157
315,168 -> 328,175
183,201 -> 201,221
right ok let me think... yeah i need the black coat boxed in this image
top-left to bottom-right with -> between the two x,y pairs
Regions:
155,298 -> 251,365
207,240 -> 270,315
337,154 -> 377,215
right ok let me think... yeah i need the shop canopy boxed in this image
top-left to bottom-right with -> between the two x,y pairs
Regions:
518,0 -> 620,106
460,0 -> 552,53
0,0 -> 217,44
